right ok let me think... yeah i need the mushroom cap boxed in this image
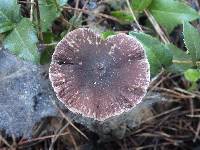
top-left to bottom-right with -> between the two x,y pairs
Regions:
49,28 -> 150,121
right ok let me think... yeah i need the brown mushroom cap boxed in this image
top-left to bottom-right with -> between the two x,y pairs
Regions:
49,28 -> 150,121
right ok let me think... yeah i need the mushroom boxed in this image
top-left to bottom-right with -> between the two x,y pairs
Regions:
49,28 -> 150,121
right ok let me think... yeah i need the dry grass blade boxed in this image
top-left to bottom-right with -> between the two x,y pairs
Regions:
58,109 -> 89,140
144,10 -> 169,44
49,120 -> 70,150
0,134 -> 12,149
63,6 -> 122,23
18,131 -> 70,145
125,0 -> 143,31
140,106 -> 182,124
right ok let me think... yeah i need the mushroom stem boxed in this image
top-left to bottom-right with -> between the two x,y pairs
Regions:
49,28 -> 150,121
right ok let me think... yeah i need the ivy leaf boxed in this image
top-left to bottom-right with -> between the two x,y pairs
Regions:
184,69 -> 200,82
131,0 -> 152,11
39,0 -> 68,32
167,44 -> 192,73
129,31 -> 173,76
111,11 -> 134,23
3,18 -> 40,63
0,0 -> 21,33
183,22 -> 200,66
149,0 -> 199,33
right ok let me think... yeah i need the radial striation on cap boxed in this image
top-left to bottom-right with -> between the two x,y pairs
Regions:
49,28 -> 150,121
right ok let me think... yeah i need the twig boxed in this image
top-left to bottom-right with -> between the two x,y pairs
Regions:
144,10 -> 169,44
49,121 -> 70,150
154,87 -> 195,98
62,6 -> 122,23
149,70 -> 165,89
0,134 -> 12,149
74,0 -> 80,17
67,128 -> 78,150
190,99 -> 194,116
193,121 -> 200,142
60,15 -> 77,28
140,106 -> 182,124
174,87 -> 200,98
173,60 -> 200,65
18,1 -> 35,4
76,0 -> 88,26
135,142 -> 171,150
39,42 -> 58,47
126,0 -> 143,31
58,109 -> 89,140
66,1 -> 88,33
35,0 -> 43,41
11,134 -> 17,148
30,0 -> 35,22
18,131 -> 69,145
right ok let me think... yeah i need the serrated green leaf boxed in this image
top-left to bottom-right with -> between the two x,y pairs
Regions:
184,69 -> 200,82
131,0 -> 152,11
0,0 -> 21,33
111,11 -> 134,23
3,18 -> 40,63
167,44 -> 192,73
149,0 -> 199,33
129,31 -> 173,76
183,22 -> 200,66
39,0 -> 68,32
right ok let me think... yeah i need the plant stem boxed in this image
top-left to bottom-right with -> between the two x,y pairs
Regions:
30,0 -> 35,22
173,60 -> 200,65
126,0 -> 143,32
35,0 -> 43,41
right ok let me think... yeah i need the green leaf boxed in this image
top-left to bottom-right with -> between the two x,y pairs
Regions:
131,0 -> 152,11
183,22 -> 200,66
39,0 -> 68,32
0,0 -> 21,33
111,11 -> 134,23
101,31 -> 116,39
149,0 -> 199,33
129,31 -> 173,76
40,32 -> 55,64
184,69 -> 200,82
167,44 -> 192,73
0,22 -> 15,33
3,18 -> 40,63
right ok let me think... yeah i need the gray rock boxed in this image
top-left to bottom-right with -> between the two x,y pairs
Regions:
0,49 -> 58,137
